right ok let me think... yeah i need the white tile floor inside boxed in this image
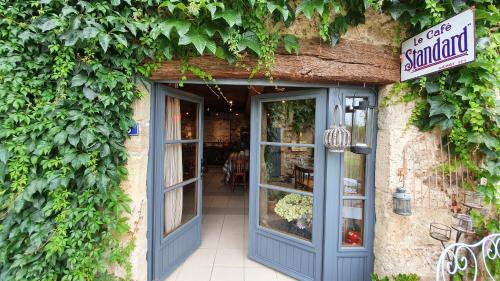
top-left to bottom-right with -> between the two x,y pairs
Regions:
166,166 -> 296,281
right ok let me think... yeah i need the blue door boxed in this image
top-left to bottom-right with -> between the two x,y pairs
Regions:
152,84 -> 203,280
248,90 -> 327,280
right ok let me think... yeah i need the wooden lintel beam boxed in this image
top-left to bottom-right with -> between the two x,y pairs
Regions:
151,38 -> 400,85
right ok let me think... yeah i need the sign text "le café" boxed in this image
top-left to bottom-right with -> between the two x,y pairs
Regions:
401,9 -> 475,81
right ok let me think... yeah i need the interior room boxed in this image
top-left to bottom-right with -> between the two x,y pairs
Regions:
163,83 -> 313,281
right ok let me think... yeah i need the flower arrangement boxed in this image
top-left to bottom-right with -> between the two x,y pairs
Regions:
274,194 -> 313,230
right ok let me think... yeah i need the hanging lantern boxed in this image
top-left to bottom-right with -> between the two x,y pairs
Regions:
460,190 -> 484,210
452,213 -> 474,233
429,222 -> 451,242
393,186 -> 412,216
350,100 -> 375,155
323,105 -> 351,152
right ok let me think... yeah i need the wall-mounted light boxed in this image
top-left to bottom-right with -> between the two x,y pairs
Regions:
393,186 -> 412,216
350,100 -> 375,155
393,165 -> 411,216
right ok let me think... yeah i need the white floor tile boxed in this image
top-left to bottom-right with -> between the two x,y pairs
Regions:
203,215 -> 225,228
201,232 -> 220,249
210,267 -> 244,281
203,223 -> 223,236
177,266 -> 212,281
218,232 -> 244,249
214,248 -> 245,267
224,214 -> 245,224
244,267 -> 278,281
183,248 -> 217,267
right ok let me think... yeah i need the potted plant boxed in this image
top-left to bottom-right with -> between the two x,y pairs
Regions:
274,194 -> 313,236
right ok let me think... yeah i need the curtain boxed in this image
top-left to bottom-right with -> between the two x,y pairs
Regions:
164,96 -> 183,235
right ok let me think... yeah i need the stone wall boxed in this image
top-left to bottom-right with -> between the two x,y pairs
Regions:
374,85 -> 455,280
120,85 -> 150,281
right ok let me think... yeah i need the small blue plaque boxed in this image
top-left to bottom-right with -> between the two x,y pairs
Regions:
128,123 -> 139,136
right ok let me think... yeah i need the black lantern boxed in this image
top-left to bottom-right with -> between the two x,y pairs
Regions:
350,100 -> 375,154
393,186 -> 412,216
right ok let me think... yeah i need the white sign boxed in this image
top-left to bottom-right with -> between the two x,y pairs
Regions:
401,9 -> 475,81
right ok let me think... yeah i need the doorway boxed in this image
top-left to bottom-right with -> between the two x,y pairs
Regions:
151,83 -> 325,281
149,82 -> 376,281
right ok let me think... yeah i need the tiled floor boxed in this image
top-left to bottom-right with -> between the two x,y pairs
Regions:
166,166 -> 296,281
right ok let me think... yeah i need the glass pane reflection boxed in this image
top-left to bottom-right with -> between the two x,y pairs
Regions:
260,145 -> 314,192
165,97 -> 198,140
164,143 -> 198,188
259,187 -> 313,241
164,182 -> 198,236
342,199 -> 364,247
261,99 -> 315,144
343,151 -> 365,196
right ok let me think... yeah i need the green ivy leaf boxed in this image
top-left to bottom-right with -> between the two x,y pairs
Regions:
425,81 -> 439,93
159,19 -> 191,38
0,145 -> 9,164
67,134 -> 80,146
214,9 -> 242,27
428,96 -> 455,119
61,6 -> 78,16
98,33 -> 111,52
237,32 -> 260,56
179,31 -> 215,55
39,19 -> 59,32
206,2 -> 224,18
80,129 -> 95,148
83,87 -> 97,100
72,153 -> 90,169
113,34 -> 128,47
82,27 -> 100,39
111,0 -> 120,6
54,131 -> 68,145
101,144 -> 111,157
481,134 -> 499,150
71,74 -> 88,87
283,34 -> 299,55
451,0 -> 467,13
296,0 -> 324,19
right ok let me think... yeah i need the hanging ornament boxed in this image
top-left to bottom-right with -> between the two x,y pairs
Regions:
323,105 -> 351,152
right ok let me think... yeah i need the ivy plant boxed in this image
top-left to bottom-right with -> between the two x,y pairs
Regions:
0,0 -> 498,280
373,0 -> 499,236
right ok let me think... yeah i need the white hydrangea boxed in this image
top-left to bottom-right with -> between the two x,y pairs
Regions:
274,193 -> 313,229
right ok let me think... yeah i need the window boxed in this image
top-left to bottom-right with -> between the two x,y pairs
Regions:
341,97 -> 369,247
258,98 -> 316,241
163,97 -> 199,237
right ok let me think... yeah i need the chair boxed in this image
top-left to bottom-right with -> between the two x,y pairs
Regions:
294,165 -> 313,192
231,158 -> 247,192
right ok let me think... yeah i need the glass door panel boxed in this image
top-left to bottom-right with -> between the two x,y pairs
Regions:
249,90 -> 326,281
153,85 -> 203,281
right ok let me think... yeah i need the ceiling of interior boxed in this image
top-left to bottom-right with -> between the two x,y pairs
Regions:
168,83 -> 309,113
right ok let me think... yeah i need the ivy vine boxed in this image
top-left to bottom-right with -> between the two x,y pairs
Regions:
0,0 -> 497,280
375,0 -> 499,237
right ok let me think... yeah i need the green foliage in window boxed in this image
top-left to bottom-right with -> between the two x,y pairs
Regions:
267,99 -> 315,139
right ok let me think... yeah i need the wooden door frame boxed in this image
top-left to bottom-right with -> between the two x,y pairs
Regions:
147,80 -> 378,281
